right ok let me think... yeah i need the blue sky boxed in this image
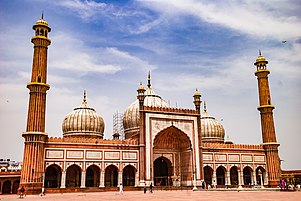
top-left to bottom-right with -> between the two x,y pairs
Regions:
0,0 -> 300,170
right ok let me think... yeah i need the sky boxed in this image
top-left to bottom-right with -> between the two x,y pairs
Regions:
0,0 -> 300,170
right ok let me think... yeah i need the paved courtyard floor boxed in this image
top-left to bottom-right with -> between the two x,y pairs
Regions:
0,190 -> 300,201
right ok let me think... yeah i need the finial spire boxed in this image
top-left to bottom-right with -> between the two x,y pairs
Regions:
147,71 -> 151,88
204,101 -> 207,112
41,11 -> 44,19
259,49 -> 262,56
83,90 -> 87,104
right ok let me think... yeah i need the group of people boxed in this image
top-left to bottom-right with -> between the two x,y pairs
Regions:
118,182 -> 153,194
279,178 -> 300,191
143,182 -> 153,193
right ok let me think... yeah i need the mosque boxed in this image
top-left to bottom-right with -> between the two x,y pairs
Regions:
18,16 -> 282,194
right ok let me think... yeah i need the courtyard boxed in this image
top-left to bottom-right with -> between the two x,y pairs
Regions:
0,190 -> 300,201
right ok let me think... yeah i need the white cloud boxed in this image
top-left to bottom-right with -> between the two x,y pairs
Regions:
49,32 -> 155,74
57,0 -> 107,19
139,0 -> 301,39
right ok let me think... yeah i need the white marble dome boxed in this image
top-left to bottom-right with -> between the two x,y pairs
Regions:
62,93 -> 105,138
123,75 -> 169,139
201,103 -> 225,143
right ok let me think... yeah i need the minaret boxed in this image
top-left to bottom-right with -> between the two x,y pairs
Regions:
20,15 -> 51,194
254,51 -> 281,187
137,82 -> 146,185
193,89 -> 204,182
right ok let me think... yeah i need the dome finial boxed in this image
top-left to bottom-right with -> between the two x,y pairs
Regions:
204,101 -> 207,112
147,71 -> 151,88
41,11 -> 44,19
83,90 -> 87,105
259,49 -> 262,56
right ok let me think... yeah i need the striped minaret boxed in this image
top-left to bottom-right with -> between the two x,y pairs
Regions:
20,15 -> 51,194
254,51 -> 281,187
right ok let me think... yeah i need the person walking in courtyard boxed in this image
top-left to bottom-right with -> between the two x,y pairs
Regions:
150,182 -> 153,193
144,183 -> 147,194
19,186 -> 25,198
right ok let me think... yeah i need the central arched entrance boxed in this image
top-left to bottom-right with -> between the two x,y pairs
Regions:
153,126 -> 192,186
154,156 -> 172,186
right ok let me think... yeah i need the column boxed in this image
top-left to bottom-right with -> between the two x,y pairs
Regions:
99,170 -> 105,187
253,171 -> 257,185
80,171 -> 86,188
226,171 -> 230,186
212,171 -> 216,188
118,170 -> 123,187
238,171 -> 242,186
135,172 -> 139,187
60,171 -> 66,188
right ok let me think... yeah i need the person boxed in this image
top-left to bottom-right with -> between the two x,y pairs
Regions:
149,182 -> 153,193
144,183 -> 147,194
20,186 -> 25,198
40,186 -> 45,196
119,183 -> 123,194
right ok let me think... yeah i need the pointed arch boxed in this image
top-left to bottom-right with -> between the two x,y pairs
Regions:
204,165 -> 213,185
2,180 -> 11,194
256,166 -> 266,185
86,165 -> 100,187
216,166 -> 226,185
105,165 -> 118,187
66,164 -> 81,188
45,164 -> 62,188
122,165 -> 136,186
243,166 -> 253,185
230,166 -> 239,185
154,156 -> 173,186
153,125 -> 191,150
12,180 -> 20,194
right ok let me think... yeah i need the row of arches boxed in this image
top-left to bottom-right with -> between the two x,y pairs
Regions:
44,164 -> 136,188
204,165 -> 266,186
0,180 -> 19,194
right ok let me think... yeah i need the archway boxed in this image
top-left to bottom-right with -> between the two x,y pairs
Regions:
230,166 -> 239,185
122,165 -> 136,186
44,164 -> 62,188
105,165 -> 118,187
256,166 -> 266,185
66,164 -> 81,188
204,166 -> 213,185
12,180 -> 19,194
153,126 -> 192,186
86,165 -> 100,187
216,166 -> 226,185
154,156 -> 173,186
2,180 -> 11,194
243,166 -> 252,185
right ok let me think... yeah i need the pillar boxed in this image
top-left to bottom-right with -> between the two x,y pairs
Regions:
118,171 -> 123,186
238,171 -> 242,186
226,171 -> 230,186
80,171 -> 86,188
253,171 -> 257,185
60,171 -> 66,188
99,170 -> 105,187
212,171 -> 216,188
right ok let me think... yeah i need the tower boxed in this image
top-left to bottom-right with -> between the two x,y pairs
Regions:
254,51 -> 281,187
20,15 -> 51,193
